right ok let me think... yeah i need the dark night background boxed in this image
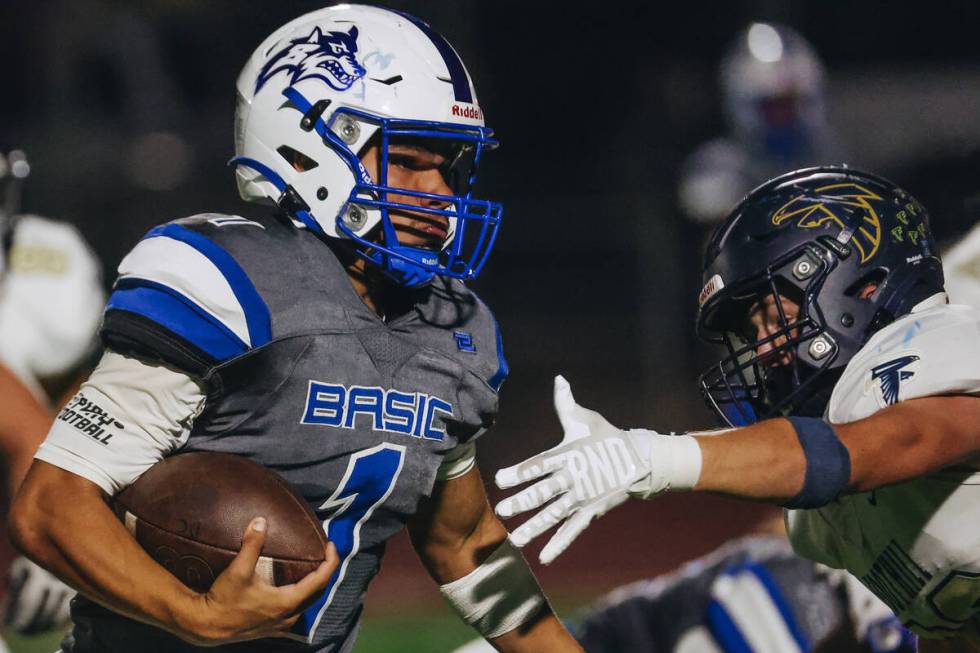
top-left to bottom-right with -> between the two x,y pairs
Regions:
1,0 -> 979,647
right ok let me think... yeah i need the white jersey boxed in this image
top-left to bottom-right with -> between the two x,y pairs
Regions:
942,223 -> 980,310
0,215 -> 104,397
786,294 -> 980,640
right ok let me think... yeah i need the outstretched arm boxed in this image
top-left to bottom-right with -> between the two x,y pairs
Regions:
495,377 -> 980,563
408,462 -> 582,652
695,394 -> 980,499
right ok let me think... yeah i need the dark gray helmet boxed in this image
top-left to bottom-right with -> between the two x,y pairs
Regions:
697,166 -> 943,426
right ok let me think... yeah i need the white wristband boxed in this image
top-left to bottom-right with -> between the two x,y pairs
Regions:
439,538 -> 546,639
627,430 -> 703,499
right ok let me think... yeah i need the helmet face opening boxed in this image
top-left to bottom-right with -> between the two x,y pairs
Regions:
328,106 -> 503,287
699,249 -> 836,426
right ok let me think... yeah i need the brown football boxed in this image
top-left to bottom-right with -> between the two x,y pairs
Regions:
113,452 -> 326,593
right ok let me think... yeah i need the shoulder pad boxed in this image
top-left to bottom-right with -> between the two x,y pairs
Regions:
829,300 -> 980,423
942,223 -> 980,310
103,219 -> 272,369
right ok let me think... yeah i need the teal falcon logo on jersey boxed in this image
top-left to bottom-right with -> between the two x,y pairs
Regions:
300,381 -> 454,440
871,355 -> 919,406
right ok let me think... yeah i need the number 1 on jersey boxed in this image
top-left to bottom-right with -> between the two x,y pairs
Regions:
294,443 -> 406,640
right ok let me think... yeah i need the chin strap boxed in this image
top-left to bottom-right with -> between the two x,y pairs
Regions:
380,246 -> 439,287
339,217 -> 442,288
228,156 -> 325,235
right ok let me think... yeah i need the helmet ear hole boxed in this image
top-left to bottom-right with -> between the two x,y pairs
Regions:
276,146 -> 319,172
844,268 -> 887,299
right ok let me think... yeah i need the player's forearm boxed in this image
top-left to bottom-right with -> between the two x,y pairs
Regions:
409,466 -> 507,582
693,417 -> 806,501
6,442 -> 42,498
423,513 -> 580,651
5,415 -> 50,496
413,468 -> 577,649
490,610 -> 583,652
0,364 -> 55,495
10,461 -> 205,639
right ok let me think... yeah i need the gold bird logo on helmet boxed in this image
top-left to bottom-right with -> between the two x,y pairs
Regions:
771,183 -> 883,263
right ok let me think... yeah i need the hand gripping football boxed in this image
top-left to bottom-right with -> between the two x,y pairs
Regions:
113,452 -> 327,592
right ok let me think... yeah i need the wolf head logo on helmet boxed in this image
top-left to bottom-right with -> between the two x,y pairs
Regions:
232,5 -> 502,288
254,26 -> 365,94
697,166 -> 943,427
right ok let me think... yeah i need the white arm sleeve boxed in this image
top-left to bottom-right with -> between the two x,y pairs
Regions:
435,440 -> 477,482
34,351 -> 206,495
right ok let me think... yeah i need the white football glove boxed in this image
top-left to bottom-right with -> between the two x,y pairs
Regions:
494,376 -> 702,564
3,556 -> 74,634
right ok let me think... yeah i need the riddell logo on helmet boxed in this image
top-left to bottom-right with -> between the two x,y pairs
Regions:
451,103 -> 482,121
699,274 -> 725,307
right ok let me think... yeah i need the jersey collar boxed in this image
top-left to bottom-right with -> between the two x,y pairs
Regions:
911,292 -> 948,313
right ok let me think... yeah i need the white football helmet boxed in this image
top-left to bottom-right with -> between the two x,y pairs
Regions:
233,4 -> 502,287
720,23 -> 827,162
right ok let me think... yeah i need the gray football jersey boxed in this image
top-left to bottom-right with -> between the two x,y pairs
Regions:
67,213 -> 507,652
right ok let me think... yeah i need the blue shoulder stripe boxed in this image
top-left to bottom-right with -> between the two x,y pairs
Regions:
145,224 -> 272,347
487,319 -> 509,392
469,290 -> 507,392
106,280 -> 249,361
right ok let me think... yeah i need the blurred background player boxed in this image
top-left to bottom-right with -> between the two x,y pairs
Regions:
678,23 -> 844,227
0,150 -> 104,407
568,529 -> 915,653
454,521 -> 915,653
0,149 -> 102,647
